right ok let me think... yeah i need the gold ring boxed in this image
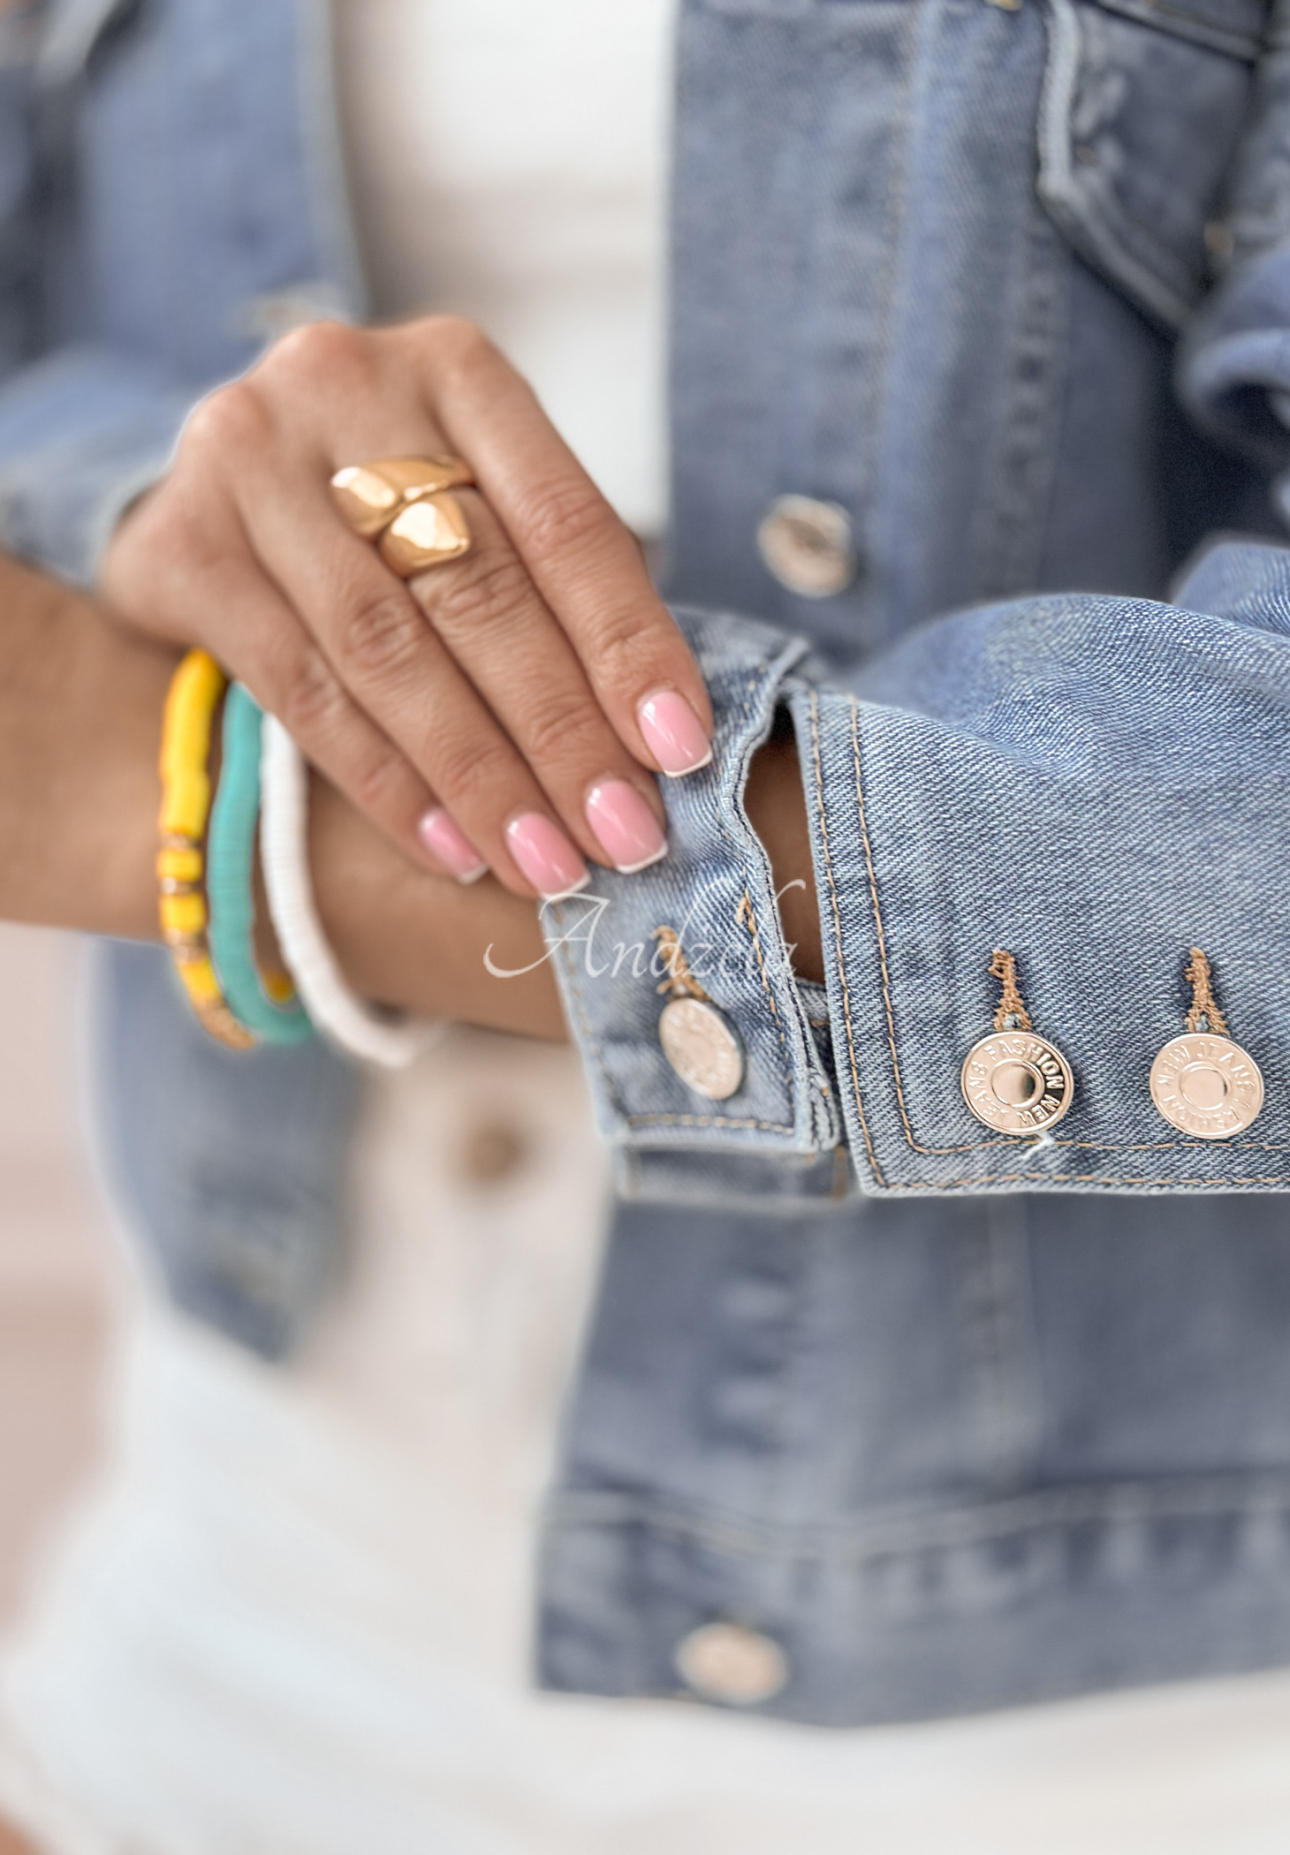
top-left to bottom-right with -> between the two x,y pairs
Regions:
329,454 -> 474,577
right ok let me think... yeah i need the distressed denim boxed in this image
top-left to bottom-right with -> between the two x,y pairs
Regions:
7,0 -> 1290,1723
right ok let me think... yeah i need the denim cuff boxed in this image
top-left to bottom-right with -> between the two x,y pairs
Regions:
0,344 -> 195,583
789,542 -> 1290,1197
543,608 -> 844,1205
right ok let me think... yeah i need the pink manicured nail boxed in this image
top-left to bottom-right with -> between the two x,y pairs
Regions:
505,813 -> 590,899
417,807 -> 488,884
585,780 -> 668,873
637,690 -> 712,777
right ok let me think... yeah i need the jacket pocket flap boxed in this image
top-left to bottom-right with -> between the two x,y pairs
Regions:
1038,0 -> 1260,328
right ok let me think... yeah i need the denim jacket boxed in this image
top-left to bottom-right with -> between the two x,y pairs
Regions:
9,0 -> 1290,1725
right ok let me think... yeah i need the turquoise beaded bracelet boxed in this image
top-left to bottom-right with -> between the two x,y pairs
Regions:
207,682 -> 314,1046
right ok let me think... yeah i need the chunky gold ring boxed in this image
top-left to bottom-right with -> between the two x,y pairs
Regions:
329,454 -> 474,577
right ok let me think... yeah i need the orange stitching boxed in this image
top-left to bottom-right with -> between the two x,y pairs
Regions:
737,891 -> 791,1069
989,949 -> 1032,1032
1185,946 -> 1229,1035
811,692 -> 886,1187
653,925 -> 712,1002
881,1173 -> 1290,1190
848,700 -> 993,1155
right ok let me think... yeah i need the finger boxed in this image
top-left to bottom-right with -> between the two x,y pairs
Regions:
181,557 -> 487,875
101,485 -> 493,883
405,489 -> 671,872
236,479 -> 596,900
413,319 -> 715,775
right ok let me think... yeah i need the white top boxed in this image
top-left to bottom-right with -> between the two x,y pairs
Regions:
334,0 -> 674,537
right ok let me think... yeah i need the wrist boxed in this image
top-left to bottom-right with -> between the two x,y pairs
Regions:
744,716 -> 824,985
309,775 -> 567,1040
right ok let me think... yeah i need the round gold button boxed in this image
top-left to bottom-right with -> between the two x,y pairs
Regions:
1149,1032 -> 1263,1139
674,1622 -> 789,1705
659,998 -> 744,1101
960,1031 -> 1074,1135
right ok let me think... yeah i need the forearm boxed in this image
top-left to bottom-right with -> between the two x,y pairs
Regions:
308,782 -> 565,1040
0,554 -> 564,1038
0,552 -> 162,938
742,709 -> 823,985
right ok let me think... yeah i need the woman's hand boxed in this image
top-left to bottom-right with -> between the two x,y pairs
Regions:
0,547 -> 818,1024
100,316 -> 713,899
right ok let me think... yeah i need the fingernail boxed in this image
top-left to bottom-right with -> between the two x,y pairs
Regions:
417,807 -> 488,884
585,780 -> 668,873
505,813 -> 590,899
637,690 -> 712,777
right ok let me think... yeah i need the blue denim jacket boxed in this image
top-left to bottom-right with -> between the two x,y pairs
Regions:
9,0 -> 1290,1725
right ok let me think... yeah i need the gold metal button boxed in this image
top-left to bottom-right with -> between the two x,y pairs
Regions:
961,949 -> 1074,1135
1149,1032 -> 1263,1139
674,1622 -> 788,1705
659,997 -> 744,1101
961,1030 -> 1074,1135
1149,949 -> 1263,1139
756,495 -> 856,598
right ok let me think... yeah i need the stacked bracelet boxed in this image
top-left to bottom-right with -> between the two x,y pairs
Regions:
260,714 -> 441,1068
206,683 -> 314,1047
157,650 -> 255,1051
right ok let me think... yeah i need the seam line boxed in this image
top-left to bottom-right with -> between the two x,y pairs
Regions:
812,691 -> 886,1187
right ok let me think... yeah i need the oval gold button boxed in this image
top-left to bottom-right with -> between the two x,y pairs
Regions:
756,495 -> 856,598
674,1622 -> 789,1705
1149,1032 -> 1263,1139
659,997 -> 744,1101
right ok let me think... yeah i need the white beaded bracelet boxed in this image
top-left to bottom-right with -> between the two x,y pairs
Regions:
260,713 -> 443,1068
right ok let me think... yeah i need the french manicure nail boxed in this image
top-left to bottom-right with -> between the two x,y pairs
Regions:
637,689 -> 712,777
417,807 -> 488,884
505,813 -> 590,899
585,780 -> 668,873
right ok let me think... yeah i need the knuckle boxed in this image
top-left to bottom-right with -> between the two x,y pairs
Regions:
347,744 -> 409,820
263,318 -> 374,394
277,646 -> 348,745
586,607 -> 663,687
522,693 -> 604,770
428,549 -> 534,638
182,380 -> 268,460
336,586 -> 426,682
422,313 -> 492,374
515,477 -> 610,566
432,728 -> 514,810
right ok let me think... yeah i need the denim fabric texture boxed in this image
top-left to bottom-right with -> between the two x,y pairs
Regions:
91,939 -> 358,1361
7,0 -> 1290,1724
554,548 -> 1290,1199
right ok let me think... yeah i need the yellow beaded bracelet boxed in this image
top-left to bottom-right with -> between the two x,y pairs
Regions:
157,649 -> 255,1051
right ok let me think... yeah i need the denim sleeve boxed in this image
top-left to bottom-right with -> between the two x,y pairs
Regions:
549,540 -> 1290,1203
0,343 -> 201,585
1179,0 -> 1290,507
